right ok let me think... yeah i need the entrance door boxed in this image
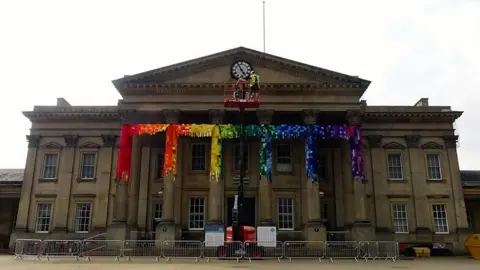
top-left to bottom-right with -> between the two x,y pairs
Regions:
227,197 -> 256,227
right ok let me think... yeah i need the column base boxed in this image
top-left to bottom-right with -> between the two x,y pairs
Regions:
156,220 -> 176,242
352,221 -> 374,241
304,221 -> 326,242
107,222 -> 128,241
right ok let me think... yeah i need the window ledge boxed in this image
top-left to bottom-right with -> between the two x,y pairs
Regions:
77,178 -> 96,183
427,179 -> 447,183
39,178 -> 58,183
387,179 -> 408,184
434,232 -> 450,235
275,170 -> 294,175
155,178 -> 164,182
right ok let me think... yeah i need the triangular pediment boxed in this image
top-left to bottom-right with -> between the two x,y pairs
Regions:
41,142 -> 63,149
79,142 -> 101,149
421,141 -> 443,149
113,47 -> 370,89
383,142 -> 406,150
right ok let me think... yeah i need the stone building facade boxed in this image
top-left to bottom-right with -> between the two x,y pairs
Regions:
8,47 -> 478,252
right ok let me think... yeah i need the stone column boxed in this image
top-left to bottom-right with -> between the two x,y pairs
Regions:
207,109 -> 225,225
10,135 -> 40,248
302,110 -> 326,241
405,135 -> 432,242
157,109 -> 180,242
136,138 -> 152,230
444,135 -> 470,254
53,135 -> 78,234
347,110 -> 373,240
257,109 -> 274,225
127,135 -> 142,229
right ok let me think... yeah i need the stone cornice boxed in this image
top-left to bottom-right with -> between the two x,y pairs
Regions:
119,83 -> 365,96
363,111 -> 463,123
23,111 -> 120,122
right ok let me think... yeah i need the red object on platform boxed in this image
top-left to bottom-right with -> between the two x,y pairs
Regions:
224,83 -> 261,109
226,226 -> 256,243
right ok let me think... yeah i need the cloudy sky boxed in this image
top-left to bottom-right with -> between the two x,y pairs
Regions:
0,0 -> 479,169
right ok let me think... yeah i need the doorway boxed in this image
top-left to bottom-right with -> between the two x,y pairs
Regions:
226,197 -> 256,227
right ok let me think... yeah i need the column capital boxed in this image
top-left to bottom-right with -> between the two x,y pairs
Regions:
366,135 -> 382,148
101,135 -> 118,148
256,109 -> 274,124
443,135 -> 458,148
209,109 -> 225,124
303,109 -> 320,125
162,109 -> 181,124
26,135 -> 41,148
346,110 -> 362,126
64,135 -> 79,148
404,135 -> 421,148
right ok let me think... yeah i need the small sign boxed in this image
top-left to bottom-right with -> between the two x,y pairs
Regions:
257,226 -> 277,247
205,225 -> 225,247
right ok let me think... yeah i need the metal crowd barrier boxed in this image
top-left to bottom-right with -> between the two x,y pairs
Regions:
13,239 -> 399,262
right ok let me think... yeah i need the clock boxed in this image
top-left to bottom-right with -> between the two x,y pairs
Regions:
230,60 -> 253,79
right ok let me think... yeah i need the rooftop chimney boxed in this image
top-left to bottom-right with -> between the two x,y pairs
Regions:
414,98 -> 429,107
56,98 -> 71,107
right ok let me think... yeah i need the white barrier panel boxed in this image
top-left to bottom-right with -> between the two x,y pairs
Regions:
82,240 -> 123,261
324,241 -> 359,262
162,240 -> 203,262
123,240 -> 163,261
284,241 -> 324,262
358,241 -> 399,261
41,240 -> 82,261
14,239 -> 42,260
203,241 -> 244,262
243,241 -> 283,262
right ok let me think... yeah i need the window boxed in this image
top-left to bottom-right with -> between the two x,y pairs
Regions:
276,144 -> 292,172
188,198 -> 205,230
432,204 -> 449,233
392,204 -> 408,233
277,198 -> 294,230
152,202 -> 162,229
233,143 -> 249,171
35,203 -> 52,233
42,154 -> 58,179
75,203 -> 92,233
191,144 -> 206,171
318,155 -> 326,180
466,208 -> 472,229
426,154 -> 442,180
321,202 -> 328,221
387,154 -> 403,180
156,149 -> 164,178
80,153 -> 96,179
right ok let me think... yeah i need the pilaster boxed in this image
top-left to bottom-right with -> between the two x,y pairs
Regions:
92,135 -> 117,230
15,135 -> 40,230
256,109 -> 274,225
443,135 -> 469,232
405,135 -> 432,240
53,135 -> 78,232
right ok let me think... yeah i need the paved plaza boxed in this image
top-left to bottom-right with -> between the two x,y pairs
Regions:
2,256 -> 479,270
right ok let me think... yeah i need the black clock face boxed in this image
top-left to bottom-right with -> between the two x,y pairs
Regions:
230,60 -> 253,79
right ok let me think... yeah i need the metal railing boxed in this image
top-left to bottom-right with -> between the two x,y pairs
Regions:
13,239 -> 399,262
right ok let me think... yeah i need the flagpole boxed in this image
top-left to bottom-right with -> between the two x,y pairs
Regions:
263,1 -> 266,53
